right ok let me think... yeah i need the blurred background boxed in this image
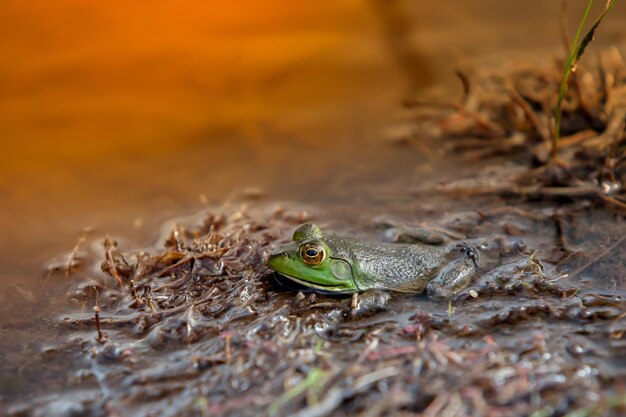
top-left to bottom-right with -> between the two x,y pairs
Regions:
1,0 -> 625,293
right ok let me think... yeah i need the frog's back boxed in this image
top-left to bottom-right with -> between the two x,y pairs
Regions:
325,234 -> 445,293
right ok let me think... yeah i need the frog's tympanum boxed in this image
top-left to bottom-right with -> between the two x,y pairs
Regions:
267,223 -> 491,298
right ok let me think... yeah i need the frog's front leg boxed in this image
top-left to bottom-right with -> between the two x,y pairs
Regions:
345,289 -> 391,318
426,244 -> 478,298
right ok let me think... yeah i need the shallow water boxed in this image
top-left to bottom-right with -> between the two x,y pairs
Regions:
1,1 -> 626,415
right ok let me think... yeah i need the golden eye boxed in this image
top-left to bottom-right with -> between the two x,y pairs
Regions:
299,243 -> 325,265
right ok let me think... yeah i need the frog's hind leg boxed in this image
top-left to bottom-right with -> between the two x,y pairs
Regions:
426,245 -> 478,298
384,226 -> 465,246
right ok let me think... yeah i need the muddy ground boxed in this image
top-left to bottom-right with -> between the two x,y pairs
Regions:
5,187 -> 625,417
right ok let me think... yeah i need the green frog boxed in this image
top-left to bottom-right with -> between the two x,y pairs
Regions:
267,223 -> 495,298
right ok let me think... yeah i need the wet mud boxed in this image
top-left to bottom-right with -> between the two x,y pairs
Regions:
4,187 -> 625,416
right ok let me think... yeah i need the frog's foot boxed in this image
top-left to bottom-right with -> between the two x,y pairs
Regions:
384,226 -> 465,246
453,243 -> 480,268
346,290 -> 391,319
426,244 -> 478,298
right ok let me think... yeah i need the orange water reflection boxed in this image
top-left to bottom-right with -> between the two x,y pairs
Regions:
0,1 -> 423,287
1,1 -> 388,156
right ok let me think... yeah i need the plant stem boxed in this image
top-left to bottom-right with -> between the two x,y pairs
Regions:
551,0 -> 594,160
551,0 -> 618,161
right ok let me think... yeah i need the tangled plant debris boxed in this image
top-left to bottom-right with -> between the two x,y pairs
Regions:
408,48 -> 626,211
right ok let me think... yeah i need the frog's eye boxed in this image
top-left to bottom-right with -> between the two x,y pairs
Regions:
299,243 -> 325,266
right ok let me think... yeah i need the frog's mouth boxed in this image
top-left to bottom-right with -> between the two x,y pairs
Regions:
276,272 -> 359,293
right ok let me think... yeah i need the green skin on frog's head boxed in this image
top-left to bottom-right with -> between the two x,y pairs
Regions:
267,223 -> 359,292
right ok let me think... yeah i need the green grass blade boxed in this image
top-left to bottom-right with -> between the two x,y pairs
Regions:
551,0 -> 617,160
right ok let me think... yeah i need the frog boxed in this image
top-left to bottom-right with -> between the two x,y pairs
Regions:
267,223 -> 497,299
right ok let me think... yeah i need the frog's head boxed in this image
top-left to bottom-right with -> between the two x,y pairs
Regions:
267,223 -> 357,292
